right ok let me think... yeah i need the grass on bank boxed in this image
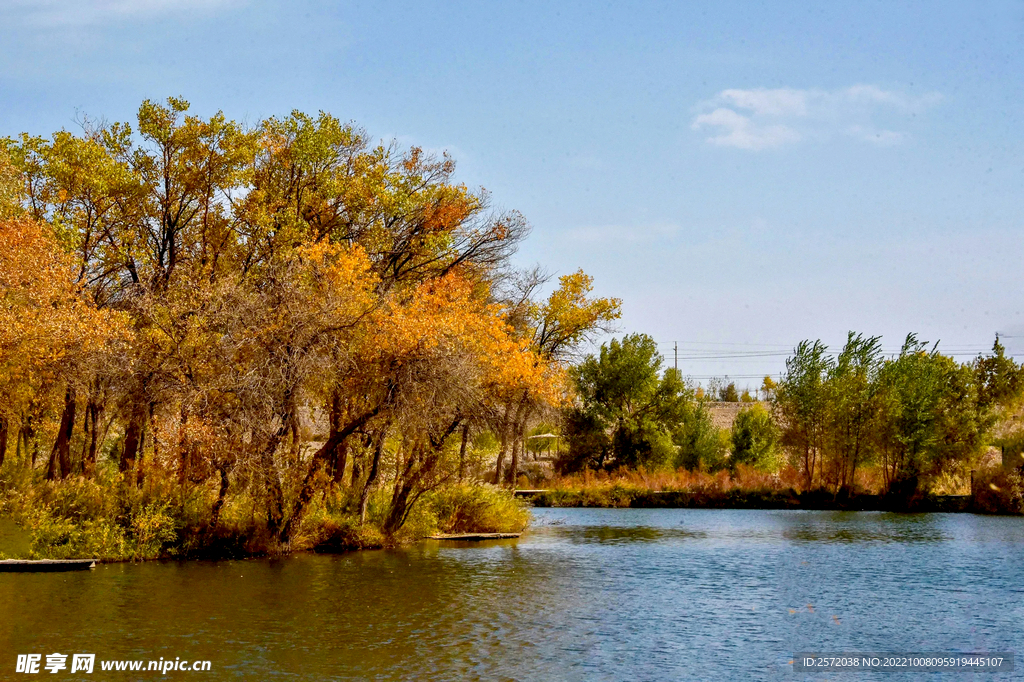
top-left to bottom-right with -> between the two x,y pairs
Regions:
528,465 -> 806,507
0,463 -> 529,562
526,463 -> 1023,513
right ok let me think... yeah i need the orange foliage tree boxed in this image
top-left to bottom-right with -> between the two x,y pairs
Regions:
0,217 -> 126,475
1,98 -> 618,543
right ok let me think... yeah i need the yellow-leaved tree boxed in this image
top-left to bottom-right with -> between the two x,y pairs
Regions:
0,217 -> 127,475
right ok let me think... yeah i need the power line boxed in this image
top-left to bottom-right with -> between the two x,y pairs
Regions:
657,341 -> 793,348
656,343 -> 992,357
674,352 -> 792,359
673,351 -> 989,360
683,374 -> 783,380
653,339 -> 995,348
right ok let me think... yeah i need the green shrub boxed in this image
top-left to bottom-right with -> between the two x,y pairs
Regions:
730,404 -> 780,472
312,515 -> 384,552
674,400 -> 728,471
427,484 -> 530,533
24,498 -> 178,561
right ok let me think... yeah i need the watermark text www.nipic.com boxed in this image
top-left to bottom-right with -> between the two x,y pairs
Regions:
16,654 -> 212,674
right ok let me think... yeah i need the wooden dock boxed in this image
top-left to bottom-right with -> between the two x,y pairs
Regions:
426,533 -> 521,541
0,559 -> 96,572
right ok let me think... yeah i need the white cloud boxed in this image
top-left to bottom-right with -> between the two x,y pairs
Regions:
6,0 -> 239,27
717,88 -> 809,117
691,85 -> 940,151
691,108 -> 801,150
842,84 -> 942,110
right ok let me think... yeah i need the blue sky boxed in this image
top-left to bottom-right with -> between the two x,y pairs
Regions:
2,1 -> 1022,386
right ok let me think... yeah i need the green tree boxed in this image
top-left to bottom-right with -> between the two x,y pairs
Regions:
974,336 -> 1024,411
875,336 -> 990,496
730,403 -> 779,471
774,340 -> 832,488
774,332 -> 1008,497
719,382 -> 739,402
673,395 -> 727,471
821,333 -> 882,494
562,334 -> 687,471
874,335 -> 947,496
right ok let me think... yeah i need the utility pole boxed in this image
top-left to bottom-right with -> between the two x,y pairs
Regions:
674,341 -> 677,372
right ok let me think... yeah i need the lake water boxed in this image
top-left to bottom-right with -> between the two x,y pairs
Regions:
2,508 -> 1022,680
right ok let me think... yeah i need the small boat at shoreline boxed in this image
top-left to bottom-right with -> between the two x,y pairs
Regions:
0,559 -> 96,572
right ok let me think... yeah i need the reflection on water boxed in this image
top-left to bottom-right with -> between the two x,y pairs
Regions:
0,517 -> 31,557
1,509 -> 1022,681
563,525 -> 708,544
782,513 -> 951,544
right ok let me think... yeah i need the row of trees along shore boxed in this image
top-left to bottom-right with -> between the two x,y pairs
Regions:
558,333 -> 1024,507
0,98 -> 621,559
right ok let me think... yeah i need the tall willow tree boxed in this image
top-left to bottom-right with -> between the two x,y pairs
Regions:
774,332 -> 1021,496
774,340 -> 832,488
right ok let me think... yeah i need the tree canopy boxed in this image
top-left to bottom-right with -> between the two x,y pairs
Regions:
0,98 -> 619,546
562,334 -> 690,471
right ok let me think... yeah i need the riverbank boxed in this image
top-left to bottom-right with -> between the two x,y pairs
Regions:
515,465 -> 1024,514
0,474 -> 529,562
519,488 -> 975,513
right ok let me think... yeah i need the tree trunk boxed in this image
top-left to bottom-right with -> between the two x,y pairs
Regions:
135,428 -> 147,487
458,423 -> 469,482
802,439 -> 815,490
259,428 -> 287,538
0,414 -> 8,470
278,406 -> 381,543
494,433 -> 508,484
493,402 -> 514,484
139,402 -> 158,487
287,411 -> 302,464
384,447 -> 421,535
85,399 -> 99,473
333,441 -> 349,486
22,407 -> 39,468
507,431 -> 522,488
504,398 -> 531,487
46,388 -> 77,480
120,403 -> 145,481
78,403 -> 90,476
359,436 -> 385,524
351,448 -> 363,489
385,418 -> 462,534
176,408 -> 191,484
327,389 -> 348,484
79,381 -> 104,477
209,465 -> 231,532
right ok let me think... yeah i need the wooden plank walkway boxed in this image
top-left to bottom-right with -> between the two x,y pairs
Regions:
0,559 -> 96,572
426,533 -> 521,541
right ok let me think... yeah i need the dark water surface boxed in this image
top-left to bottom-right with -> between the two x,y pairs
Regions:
2,509 -> 1022,680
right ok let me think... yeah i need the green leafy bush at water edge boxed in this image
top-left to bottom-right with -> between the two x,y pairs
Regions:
427,484 -> 530,533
